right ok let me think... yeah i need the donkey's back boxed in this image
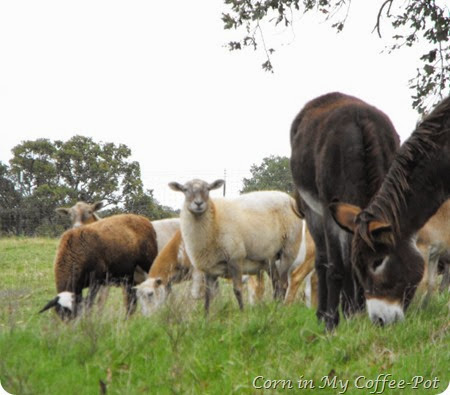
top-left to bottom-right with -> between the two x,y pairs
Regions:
290,92 -> 399,208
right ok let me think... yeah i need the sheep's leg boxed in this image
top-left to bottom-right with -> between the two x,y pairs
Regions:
191,267 -> 205,300
229,262 -> 244,311
310,271 -> 319,308
86,282 -> 102,309
204,274 -> 217,316
269,260 -> 284,301
285,256 -> 314,304
122,282 -> 137,317
439,261 -> 449,293
96,286 -> 110,311
247,272 -> 265,305
423,246 -> 439,307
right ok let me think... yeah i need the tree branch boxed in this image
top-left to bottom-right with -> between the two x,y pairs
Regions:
373,0 -> 393,38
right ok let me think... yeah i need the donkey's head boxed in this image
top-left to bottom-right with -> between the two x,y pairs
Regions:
169,179 -> 224,216
330,203 -> 424,326
56,201 -> 103,228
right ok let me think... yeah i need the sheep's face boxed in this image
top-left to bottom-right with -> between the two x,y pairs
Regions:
56,201 -> 103,228
169,179 -> 225,216
39,291 -> 77,320
135,278 -> 167,316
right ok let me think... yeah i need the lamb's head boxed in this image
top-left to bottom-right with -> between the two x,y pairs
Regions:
135,278 -> 167,316
169,179 -> 224,216
56,201 -> 104,228
39,291 -> 77,320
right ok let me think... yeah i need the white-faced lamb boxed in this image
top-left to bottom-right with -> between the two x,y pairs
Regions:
169,179 -> 304,313
39,214 -> 158,320
135,229 -> 204,315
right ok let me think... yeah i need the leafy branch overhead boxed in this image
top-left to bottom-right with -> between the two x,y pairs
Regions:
222,0 -> 450,114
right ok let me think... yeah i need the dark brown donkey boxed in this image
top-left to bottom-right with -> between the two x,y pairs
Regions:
331,96 -> 450,326
290,92 -> 400,330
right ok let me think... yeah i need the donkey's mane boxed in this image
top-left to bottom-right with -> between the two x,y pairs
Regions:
368,96 -> 450,236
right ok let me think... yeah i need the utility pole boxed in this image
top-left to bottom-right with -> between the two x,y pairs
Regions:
223,169 -> 226,197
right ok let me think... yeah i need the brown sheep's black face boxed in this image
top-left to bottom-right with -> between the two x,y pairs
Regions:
39,291 -> 77,321
169,179 -> 225,216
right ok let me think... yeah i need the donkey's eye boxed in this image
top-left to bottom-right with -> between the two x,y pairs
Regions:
372,258 -> 385,272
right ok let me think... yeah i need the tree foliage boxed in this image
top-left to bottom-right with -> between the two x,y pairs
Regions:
241,155 -> 293,193
1,136 -> 176,236
222,0 -> 449,114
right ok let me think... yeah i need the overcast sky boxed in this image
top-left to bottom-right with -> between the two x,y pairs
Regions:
0,1 -> 429,209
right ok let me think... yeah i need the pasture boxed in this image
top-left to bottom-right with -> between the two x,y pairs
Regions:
1,237 -> 449,394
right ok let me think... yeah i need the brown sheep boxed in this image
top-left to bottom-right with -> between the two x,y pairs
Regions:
39,214 -> 158,320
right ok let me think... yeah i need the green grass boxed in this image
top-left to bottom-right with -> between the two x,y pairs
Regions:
0,237 -> 449,394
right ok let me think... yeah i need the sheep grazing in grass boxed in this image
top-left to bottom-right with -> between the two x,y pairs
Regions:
135,229 -> 204,315
56,201 -> 180,284
56,201 -> 104,228
39,214 -> 158,320
169,178 -> 304,313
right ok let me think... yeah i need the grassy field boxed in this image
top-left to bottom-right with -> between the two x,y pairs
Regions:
0,237 -> 449,395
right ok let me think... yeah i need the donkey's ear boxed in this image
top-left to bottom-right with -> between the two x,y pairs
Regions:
208,179 -> 225,191
329,203 -> 362,233
168,182 -> 186,192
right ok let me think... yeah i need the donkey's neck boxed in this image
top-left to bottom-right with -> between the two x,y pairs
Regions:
369,142 -> 448,242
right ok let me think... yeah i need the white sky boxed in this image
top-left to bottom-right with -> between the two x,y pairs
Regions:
0,1 -> 428,210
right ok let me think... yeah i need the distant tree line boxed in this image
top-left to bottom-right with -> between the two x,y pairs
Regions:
0,136 -> 176,236
241,155 -> 293,194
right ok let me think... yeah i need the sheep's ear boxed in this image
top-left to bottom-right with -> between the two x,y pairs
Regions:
92,201 -> 104,211
55,207 -> 70,216
168,182 -> 186,192
329,202 -> 362,233
155,277 -> 163,286
208,179 -> 225,191
39,297 -> 59,313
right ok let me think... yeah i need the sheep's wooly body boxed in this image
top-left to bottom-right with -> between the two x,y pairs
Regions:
181,190 -> 302,278
151,218 -> 180,254
48,214 -> 157,318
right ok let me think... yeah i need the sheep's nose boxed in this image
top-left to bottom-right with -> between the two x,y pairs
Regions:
376,316 -> 385,327
195,201 -> 203,207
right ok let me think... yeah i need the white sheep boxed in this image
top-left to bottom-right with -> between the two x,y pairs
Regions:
151,218 -> 180,254
169,179 -> 303,313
